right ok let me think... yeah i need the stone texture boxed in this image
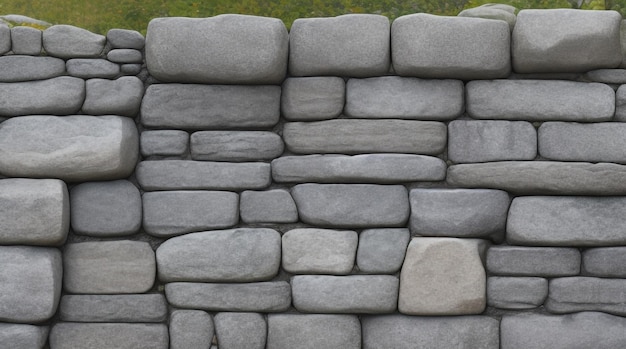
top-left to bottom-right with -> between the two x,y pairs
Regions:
121,64 -> 142,75
143,191 -> 239,237
43,24 -> 105,58
0,323 -> 48,349
291,184 -> 409,228
66,58 -> 120,78
0,115 -> 138,181
539,122 -> 626,163
267,314 -> 361,349
0,178 -> 69,245
49,323 -> 168,349
292,275 -> 399,313
289,14 -> 389,77
616,84 -> 626,121
546,277 -> 626,315
59,294 -> 167,322
169,310 -> 214,349
190,131 -> 284,161
140,130 -> 189,157
399,237 -> 487,315
0,76 -> 84,116
466,79 -> 615,121
240,189 -> 298,224
281,77 -> 345,121
107,48 -> 143,63
70,180 -> 141,237
487,246 -> 581,277
0,55 -> 64,82
357,228 -> 410,274
165,282 -> 291,312
82,77 -> 144,116
583,247 -> 626,277
0,247 -> 62,323
458,3 -> 517,30
584,68 -> 626,84
487,277 -> 548,309
11,26 -> 42,55
512,9 -> 622,73
157,228 -> 281,282
64,241 -> 155,294
214,313 -> 266,349
0,24 -> 10,54
142,84 -> 280,129
146,15 -> 288,84
282,228 -> 358,274
284,119 -> 446,155
107,28 -> 145,49
392,14 -> 510,79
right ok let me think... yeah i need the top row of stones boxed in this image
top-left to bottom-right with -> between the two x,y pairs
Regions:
145,9 -> 622,84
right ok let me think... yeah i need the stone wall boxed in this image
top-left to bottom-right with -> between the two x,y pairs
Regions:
2,6 -> 626,348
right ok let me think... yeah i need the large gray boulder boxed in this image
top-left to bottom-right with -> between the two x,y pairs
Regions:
0,76 -> 84,116
59,294 -> 167,322
0,55 -> 64,82
43,24 -> 105,58
49,323 -> 168,349
583,247 -> 626,278
282,228 -> 358,274
281,77 -> 345,121
214,313 -> 266,349
169,310 -> 214,349
546,277 -> 626,315
0,323 -> 48,349
357,228 -> 410,274
487,277 -> 548,309
487,246 -> 580,277
82,77 -> 144,116
267,314 -> 361,349
190,131 -> 283,161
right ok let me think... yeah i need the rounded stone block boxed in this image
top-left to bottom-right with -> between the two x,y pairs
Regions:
82,77 -> 144,117
0,55 -> 64,82
281,77 -> 345,121
487,277 -> 548,310
583,247 -> 626,278
282,228 -> 358,274
11,26 -> 42,55
49,323 -> 168,349
190,131 -> 284,161
267,314 -> 361,349
0,323 -> 48,349
140,130 -> 189,157
0,76 -> 84,117
239,189 -> 298,224
66,58 -> 120,78
43,24 -> 105,58
487,246 -> 581,277
170,310 -> 214,349
0,24 -> 9,55
107,29 -> 145,49
214,313 -> 266,349
107,48 -> 143,63
546,277 -> 626,316
59,294 -> 167,323
458,3 -> 517,30
357,228 -> 410,274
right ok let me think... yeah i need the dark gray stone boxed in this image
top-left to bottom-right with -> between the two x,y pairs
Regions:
583,247 -> 626,277
11,27 -> 42,55
140,130 -> 188,157
107,29 -> 145,49
107,48 -> 143,63
487,246 -> 580,276
282,228 -> 358,274
281,77 -> 345,121
43,24 -> 105,58
121,64 -> 142,75
457,3 -> 517,30
487,277 -> 548,309
82,76 -> 144,116
49,323 -> 168,349
267,314 -> 361,349
0,24 -> 10,54
539,122 -> 626,163
214,313 -> 266,349
66,58 -> 120,78
357,228 -> 410,274
190,131 -> 283,161
59,294 -> 167,322
584,68 -> 626,84
0,323 -> 48,349
169,310 -> 214,349
0,76 -> 84,116
0,56 -> 64,82
240,189 -> 298,224
546,277 -> 626,315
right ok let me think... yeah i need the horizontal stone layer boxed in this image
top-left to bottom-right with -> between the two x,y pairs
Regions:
140,130 -> 189,157
282,228 -> 357,275
0,55 -> 65,82
281,77 -> 345,121
240,189 -> 298,224
546,277 -> 626,316
539,122 -> 626,163
49,323 -> 168,349
190,131 -> 284,161
0,76 -> 84,116
487,277 -> 548,310
59,294 -> 167,323
43,25 -> 105,58
582,247 -> 626,278
487,246 -> 580,277
268,314 -> 361,349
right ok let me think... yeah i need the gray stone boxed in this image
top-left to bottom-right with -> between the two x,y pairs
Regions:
0,24 -> 9,54
487,246 -> 581,277
0,56 -> 64,82
584,68 -> 626,84
583,247 -> 626,277
190,131 -> 284,161
512,9 -> 622,73
458,3 -> 517,30
362,315 -> 500,349
345,76 -> 464,120
616,84 -> 626,121
82,77 -> 144,116
59,294 -> 167,322
272,154 -> 446,184
70,180 -> 141,237
0,76 -> 84,116
289,14 -> 390,77
392,14 -> 510,79
281,77 -> 345,121
136,160 -> 271,191
284,119 -> 447,155
539,122 -> 626,163
11,26 -> 42,55
64,241 -> 155,294
0,15 -> 51,28
0,323 -> 48,349
282,228 -> 358,274
214,313 -> 266,349
622,19 -> 626,68
487,277 -> 548,309
146,15 -> 287,84
66,58 -> 120,78
448,120 -> 537,163
142,84 -> 280,129
466,79 -> 615,121
121,63 -> 142,75
107,48 -> 143,63
0,115 -> 138,182
546,277 -> 626,315
157,228 -> 281,282
357,228 -> 410,274
240,189 -> 298,224
291,184 -> 409,228
0,178 -> 68,245
49,323 -> 168,349
140,130 -> 188,157
169,310 -> 214,349
143,191 -> 239,237
107,28 -> 145,49
43,24 -> 105,58
165,282 -> 291,312
267,314 -> 361,349
292,275 -> 399,313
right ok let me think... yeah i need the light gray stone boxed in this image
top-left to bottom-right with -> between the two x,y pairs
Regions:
214,313 -> 266,349
392,14 -> 510,79
289,14 -> 390,77
291,184 -> 409,228
240,189 -> 298,224
107,29 -> 144,49
0,55 -> 64,82
142,84 -> 280,129
107,48 -> 143,63
165,282 -> 291,312
82,77 -> 144,116
0,115 -> 138,181
66,58 -> 120,78
267,314 -> 361,349
539,122 -> 626,163
121,63 -> 142,75
487,246 -> 580,276
157,228 -> 281,282
466,79 -> 615,121
0,76 -> 84,116
357,228 -> 410,274
43,24 -> 105,58
281,77 -> 345,121
70,180 -> 141,237
616,84 -> 626,121
282,228 -> 358,274
583,247 -> 626,277
140,130 -> 188,157
584,68 -> 626,84
0,323 -> 48,349
0,178 -> 68,245
143,191 -> 239,237
146,15 -> 287,84
546,277 -> 626,315
512,9 -> 622,73
169,310 -> 214,349
11,26 -> 42,55
458,3 -> 517,30
49,323 -> 168,349
64,241 -> 155,294
0,24 -> 9,54
487,277 -> 548,309
190,131 -> 283,161
59,294 -> 167,322
284,119 -> 447,155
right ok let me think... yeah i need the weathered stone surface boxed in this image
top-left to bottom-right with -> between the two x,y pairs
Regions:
70,180 -> 141,237
107,28 -> 145,49
0,76 -> 84,116
584,68 -> 626,84
11,26 -> 42,55
170,310 -> 214,349
0,115 -> 138,181
107,48 -> 143,63
448,120 -> 537,163
466,79 -> 615,121
357,228 -> 410,274
157,228 -> 281,282
64,241 -> 155,294
190,131 -> 283,161
49,323 -> 168,349
66,58 -> 120,78
146,15 -> 287,84
539,122 -> 626,163
399,238 -> 487,315
165,282 -> 291,312
267,314 -> 361,349
546,277 -> 626,315
583,247 -> 626,277
362,315 -> 499,349
487,246 -> 580,276
82,77 -> 144,116
512,9 -> 622,73
281,77 -> 345,121
616,84 -> 626,121
291,184 -> 409,228
289,14 -> 389,77
0,247 -> 62,323
487,277 -> 548,309
214,313 -> 266,349
240,189 -> 298,224
121,63 -> 142,75
43,24 -> 105,58
0,56 -> 64,82
0,323 -> 48,349
0,24 -> 10,54
282,228 -> 358,274
0,178 -> 68,245
284,120 -> 447,155
142,84 -> 280,129
392,14 -> 510,79
136,160 -> 271,191
292,275 -> 399,313
59,294 -> 167,322
143,191 -> 239,237
140,130 -> 188,157
458,3 -> 517,30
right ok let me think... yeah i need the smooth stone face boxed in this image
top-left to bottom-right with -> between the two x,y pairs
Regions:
289,14 -> 390,77
282,228 -> 358,274
190,131 -> 284,161
0,24 -> 8,54
0,323 -> 48,349
0,247 -> 62,323
0,76 -> 84,116
146,15 -> 288,84
59,294 -> 167,322
43,24 -> 105,58
392,14 -> 510,79
121,64 -> 142,75
49,323 -> 168,349
616,85 -> 626,121
291,184 -> 409,228
82,77 -> 144,116
214,313 -> 266,349
487,277 -> 548,309
546,277 -> 626,315
107,29 -> 145,49
239,189 -> 298,224
66,58 -> 120,78
281,77 -> 345,121
583,247 -> 626,277
583,68 -> 626,84
169,310 -> 214,349
0,56 -> 64,82
107,48 -> 143,63
11,26 -> 42,55
457,3 -> 517,30
140,130 -> 189,157
539,122 -> 626,163
357,228 -> 410,274
267,314 -> 361,349
64,241 -> 156,294
487,246 -> 580,277
157,228 -> 281,282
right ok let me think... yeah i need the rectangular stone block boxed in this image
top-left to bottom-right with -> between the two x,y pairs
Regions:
59,294 -> 167,322
267,314 -> 361,349
281,77 -> 345,121
214,313 -> 266,349
546,277 -> 626,316
539,122 -> 626,163
170,310 -> 214,349
357,228 -> 410,274
240,189 -> 298,224
583,247 -> 626,278
0,323 -> 48,349
0,76 -> 84,116
487,277 -> 548,310
282,228 -> 358,275
487,246 -> 580,277
140,130 -> 189,157
190,131 -> 283,161
50,323 -> 168,349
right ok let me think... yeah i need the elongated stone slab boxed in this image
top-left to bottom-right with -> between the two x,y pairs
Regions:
190,131 -> 284,161
43,25 -> 105,58
282,228 -> 358,275
487,246 -> 580,277
0,323 -> 48,349
0,77 -> 84,117
49,323 -> 168,349
539,122 -> 626,163
546,277 -> 626,316
583,247 -> 626,278
0,56 -> 65,82
59,294 -> 167,322
140,130 -> 189,157
281,77 -> 345,121
267,314 -> 361,349
82,77 -> 144,117
487,277 -> 548,310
